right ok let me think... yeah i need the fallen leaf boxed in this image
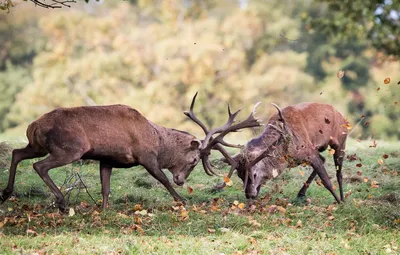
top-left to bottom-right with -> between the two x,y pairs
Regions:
356,163 -> 362,167
377,87 -> 381,91
26,229 -> 38,236
357,170 -> 362,176
337,70 -> 345,78
327,215 -> 335,220
238,203 -> 245,209
356,139 -> 361,142
299,170 -> 305,177
187,186 -> 193,194
347,154 -> 358,161
133,204 -> 142,211
277,206 -> 286,214
135,209 -> 148,216
384,77 -> 390,84
327,205 -> 335,212
207,228 -> 216,233
248,237 -> 257,244
364,177 -> 369,183
369,140 -> 377,148
371,180 -> 380,188
328,149 -> 335,155
249,219 -> 261,228
378,158 -> 383,165
180,209 -> 189,219
296,219 -> 302,228
395,102 -> 398,105
224,175 -> 233,186
223,175 -> 230,183
233,200 -> 239,206
382,154 -> 389,159
69,208 -> 75,217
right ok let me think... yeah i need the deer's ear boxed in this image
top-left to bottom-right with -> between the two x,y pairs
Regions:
190,139 -> 201,149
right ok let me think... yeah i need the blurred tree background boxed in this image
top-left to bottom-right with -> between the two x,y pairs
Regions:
0,0 -> 398,140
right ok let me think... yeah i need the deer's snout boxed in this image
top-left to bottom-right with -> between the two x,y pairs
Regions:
245,193 -> 257,199
173,175 -> 185,186
245,184 -> 261,199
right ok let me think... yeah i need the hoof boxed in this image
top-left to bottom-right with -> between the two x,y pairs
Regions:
0,190 -> 12,204
58,206 -> 68,214
174,197 -> 187,206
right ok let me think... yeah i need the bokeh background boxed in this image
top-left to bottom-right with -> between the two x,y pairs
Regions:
0,0 -> 399,142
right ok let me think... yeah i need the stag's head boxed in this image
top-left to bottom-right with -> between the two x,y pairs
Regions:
169,135 -> 202,186
219,103 -> 289,199
239,104 -> 288,198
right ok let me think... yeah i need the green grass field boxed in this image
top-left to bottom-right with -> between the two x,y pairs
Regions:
0,139 -> 399,254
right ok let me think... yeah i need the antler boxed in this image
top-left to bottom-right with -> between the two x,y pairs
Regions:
200,101 -> 262,152
184,92 -> 262,178
271,103 -> 286,132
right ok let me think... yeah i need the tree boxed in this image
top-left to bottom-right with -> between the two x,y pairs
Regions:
305,0 -> 400,57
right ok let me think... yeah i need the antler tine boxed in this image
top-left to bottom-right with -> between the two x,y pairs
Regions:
183,92 -> 209,135
267,123 -> 283,133
200,104 -> 242,150
214,144 -> 238,176
216,140 -> 242,148
271,103 -> 286,128
201,156 -> 220,176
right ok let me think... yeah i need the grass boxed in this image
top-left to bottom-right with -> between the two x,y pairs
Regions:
0,138 -> 399,254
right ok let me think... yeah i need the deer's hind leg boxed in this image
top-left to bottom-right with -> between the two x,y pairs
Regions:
33,152 -> 87,212
330,141 -> 346,202
1,145 -> 47,204
33,138 -> 90,213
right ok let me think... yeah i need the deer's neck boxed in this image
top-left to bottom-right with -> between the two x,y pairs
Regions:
154,125 -> 188,169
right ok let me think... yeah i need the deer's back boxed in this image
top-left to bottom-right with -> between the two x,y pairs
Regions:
27,105 -> 160,159
269,102 -> 347,150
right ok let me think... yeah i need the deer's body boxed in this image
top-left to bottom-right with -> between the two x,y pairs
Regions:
235,102 -> 348,202
1,104 -> 203,212
27,105 -> 191,168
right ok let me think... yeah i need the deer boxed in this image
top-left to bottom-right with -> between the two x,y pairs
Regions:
0,93 -> 262,212
189,102 -> 349,204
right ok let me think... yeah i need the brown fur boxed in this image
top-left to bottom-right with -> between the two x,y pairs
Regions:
235,102 -> 348,203
1,105 -> 202,212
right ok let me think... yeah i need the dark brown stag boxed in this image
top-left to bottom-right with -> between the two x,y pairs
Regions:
0,93 -> 261,212
205,102 -> 348,203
